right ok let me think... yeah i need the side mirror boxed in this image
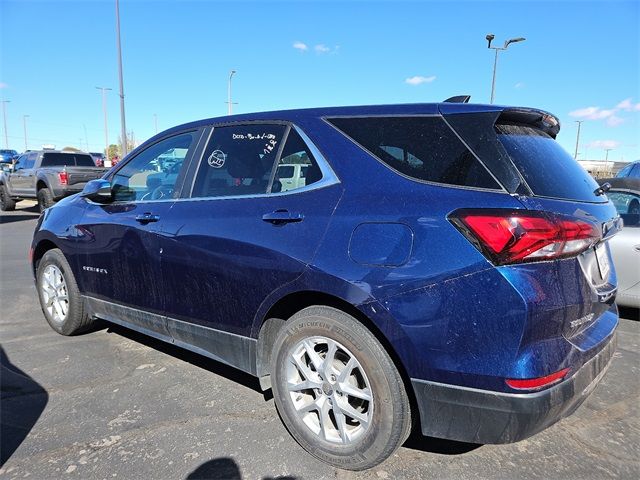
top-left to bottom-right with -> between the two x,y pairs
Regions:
81,179 -> 112,202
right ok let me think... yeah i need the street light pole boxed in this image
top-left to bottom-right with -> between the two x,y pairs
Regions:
227,70 -> 237,115
115,0 -> 128,157
96,87 -> 112,160
574,120 -> 583,159
23,115 -> 30,151
1,100 -> 10,148
153,114 -> 158,134
486,34 -> 526,104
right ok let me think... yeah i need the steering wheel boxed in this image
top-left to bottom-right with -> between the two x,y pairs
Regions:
141,184 -> 174,201
150,184 -> 174,200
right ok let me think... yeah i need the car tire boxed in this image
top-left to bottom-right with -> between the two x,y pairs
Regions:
271,306 -> 412,470
36,248 -> 94,336
37,188 -> 54,212
0,184 -> 16,211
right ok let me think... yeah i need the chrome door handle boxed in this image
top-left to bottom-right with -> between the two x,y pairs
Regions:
135,213 -> 160,224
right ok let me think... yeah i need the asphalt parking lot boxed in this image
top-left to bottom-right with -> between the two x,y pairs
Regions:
1,201 -> 639,480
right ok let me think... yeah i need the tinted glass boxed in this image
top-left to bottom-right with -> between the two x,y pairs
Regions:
496,124 -> 604,202
327,116 -> 499,189
629,164 -> 640,179
191,124 -> 286,198
111,132 -> 195,202
272,129 -> 323,193
41,153 -> 95,167
616,164 -> 634,178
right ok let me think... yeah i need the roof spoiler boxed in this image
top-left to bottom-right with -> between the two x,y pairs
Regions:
498,107 -> 561,138
443,95 -> 471,103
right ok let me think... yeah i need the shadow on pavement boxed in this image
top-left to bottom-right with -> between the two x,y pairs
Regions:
186,457 -> 296,480
106,324 -> 272,400
0,346 -> 49,466
0,213 -> 40,224
402,427 -> 481,455
618,306 -> 639,321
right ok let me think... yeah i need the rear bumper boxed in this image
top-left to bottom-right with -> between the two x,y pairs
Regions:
411,332 -> 617,444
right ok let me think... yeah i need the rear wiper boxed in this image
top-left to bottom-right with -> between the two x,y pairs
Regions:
594,182 -> 611,196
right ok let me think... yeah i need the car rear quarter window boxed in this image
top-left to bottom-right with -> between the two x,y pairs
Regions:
495,124 -> 604,202
41,153 -> 96,167
326,116 -> 500,190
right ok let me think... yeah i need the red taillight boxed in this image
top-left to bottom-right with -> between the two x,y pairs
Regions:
506,368 -> 570,390
58,170 -> 68,185
451,210 -> 600,265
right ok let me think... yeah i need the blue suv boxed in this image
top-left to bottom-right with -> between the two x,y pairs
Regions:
31,101 -> 620,470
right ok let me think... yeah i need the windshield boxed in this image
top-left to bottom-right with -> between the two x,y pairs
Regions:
496,124 -> 605,203
41,153 -> 96,167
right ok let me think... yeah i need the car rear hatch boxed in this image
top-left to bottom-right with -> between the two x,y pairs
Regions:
441,104 -> 621,341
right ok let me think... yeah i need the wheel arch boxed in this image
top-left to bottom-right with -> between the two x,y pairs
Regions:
32,238 -> 60,276
36,179 -> 48,191
254,290 -> 418,420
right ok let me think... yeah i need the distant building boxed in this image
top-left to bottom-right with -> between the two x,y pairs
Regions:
577,160 -> 630,179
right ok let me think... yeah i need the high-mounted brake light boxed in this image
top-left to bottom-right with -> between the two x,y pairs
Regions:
58,170 -> 68,185
450,209 -> 601,265
506,368 -> 570,390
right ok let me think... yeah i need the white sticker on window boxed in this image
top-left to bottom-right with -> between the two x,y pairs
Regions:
208,150 -> 226,168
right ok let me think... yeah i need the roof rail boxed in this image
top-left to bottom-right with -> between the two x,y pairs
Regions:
443,95 -> 471,103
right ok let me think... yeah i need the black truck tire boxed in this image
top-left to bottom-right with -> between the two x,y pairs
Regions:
37,188 -> 55,212
0,184 -> 16,211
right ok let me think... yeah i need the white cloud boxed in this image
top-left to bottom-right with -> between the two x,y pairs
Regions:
616,98 -> 633,110
314,44 -> 330,54
0,82 -> 7,89
606,115 -> 624,127
569,97 -> 640,127
586,140 -> 621,149
293,41 -> 308,52
405,75 -> 436,85
514,82 -> 525,89
569,106 -> 615,120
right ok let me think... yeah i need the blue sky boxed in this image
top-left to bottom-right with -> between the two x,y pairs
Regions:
1,0 -> 638,162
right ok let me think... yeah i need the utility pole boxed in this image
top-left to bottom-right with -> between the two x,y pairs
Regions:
1,100 -> 10,148
486,34 -> 526,104
226,70 -> 237,115
574,120 -> 583,159
115,0 -> 128,157
96,87 -> 112,160
23,115 -> 30,151
605,148 -> 613,162
153,114 -> 158,134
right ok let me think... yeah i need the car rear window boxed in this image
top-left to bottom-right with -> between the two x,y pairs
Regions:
326,116 -> 500,190
495,124 -> 604,202
41,153 -> 96,167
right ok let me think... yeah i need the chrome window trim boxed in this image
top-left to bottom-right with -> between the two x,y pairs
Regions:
181,122 -> 340,203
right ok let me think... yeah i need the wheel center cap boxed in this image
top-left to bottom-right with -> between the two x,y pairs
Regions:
322,382 -> 333,396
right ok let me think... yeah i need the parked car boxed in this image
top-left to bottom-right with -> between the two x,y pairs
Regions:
615,160 -> 640,179
31,101 -> 620,470
598,177 -> 640,308
0,149 -> 18,164
90,152 -> 106,167
0,150 -> 108,212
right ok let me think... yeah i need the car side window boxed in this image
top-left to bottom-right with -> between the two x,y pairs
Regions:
25,153 -> 37,169
272,129 -> 323,193
13,155 -> 25,170
629,164 -> 640,179
191,124 -> 286,198
110,132 -> 196,202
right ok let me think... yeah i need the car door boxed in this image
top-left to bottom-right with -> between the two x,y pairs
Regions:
76,129 -> 204,335
9,153 -> 35,194
157,124 -> 342,369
